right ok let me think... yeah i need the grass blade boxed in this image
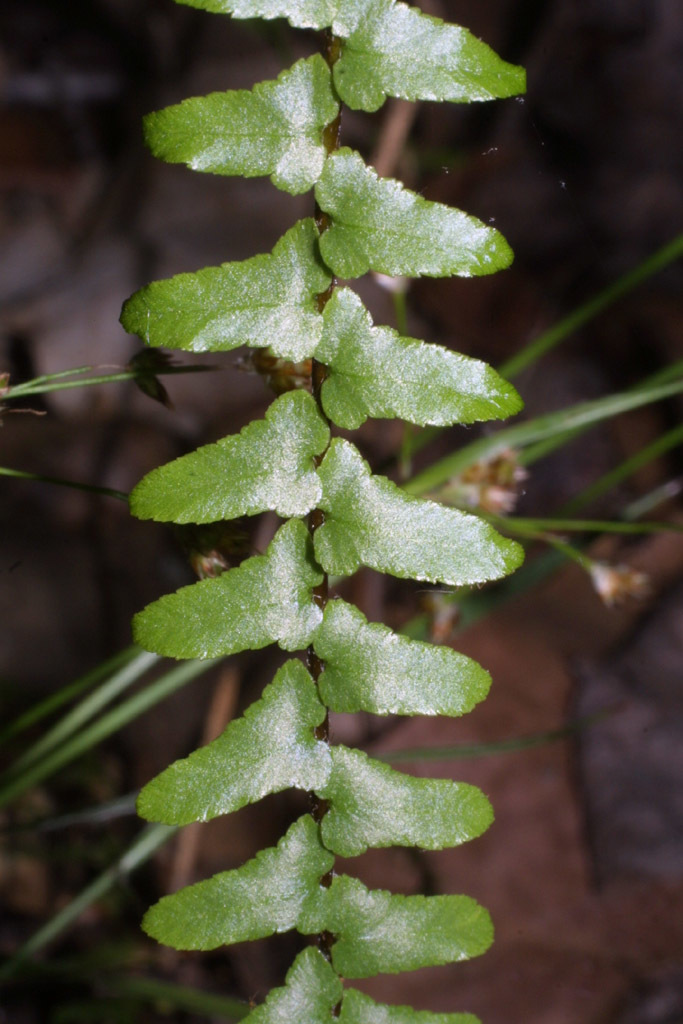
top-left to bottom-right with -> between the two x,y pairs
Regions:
0,824 -> 175,982
496,516 -> 682,536
0,647 -> 138,746
499,233 -> 683,379
0,793 -> 138,836
0,659 -> 215,809
376,709 -> 612,763
406,373 -> 683,495
103,976 -> 248,1019
6,364 -> 212,400
6,651 -> 158,780
562,422 -> 683,515
0,466 -> 128,502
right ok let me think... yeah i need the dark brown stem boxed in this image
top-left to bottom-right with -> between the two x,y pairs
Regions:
305,29 -> 343,990
306,23 -> 342,729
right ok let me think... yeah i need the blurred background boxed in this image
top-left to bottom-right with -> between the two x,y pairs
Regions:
1,1 -> 683,1021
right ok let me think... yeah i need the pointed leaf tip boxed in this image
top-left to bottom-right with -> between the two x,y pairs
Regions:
130,390 -> 329,525
143,56 -> 338,195
315,149 -> 513,279
138,660 -> 331,825
317,288 -> 522,429
133,518 -> 323,659
120,218 -> 330,360
314,439 -> 524,585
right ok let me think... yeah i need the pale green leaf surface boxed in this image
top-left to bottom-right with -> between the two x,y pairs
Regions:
133,518 -> 323,659
315,150 -> 512,279
333,0 -> 525,112
318,745 -> 493,857
171,0 -> 523,130
170,0 -> 335,30
314,440 -> 523,584
143,815 -> 333,950
242,948 -> 342,1024
300,874 -> 493,978
138,660 -> 331,825
340,989 -> 479,1024
317,288 -> 522,429
120,219 -> 330,360
130,391 -> 329,524
314,599 -> 490,716
143,57 -> 338,194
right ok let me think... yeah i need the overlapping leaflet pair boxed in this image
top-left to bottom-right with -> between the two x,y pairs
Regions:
123,0 -> 525,1020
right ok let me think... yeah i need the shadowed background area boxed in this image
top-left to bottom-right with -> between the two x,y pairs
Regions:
1,1 -> 682,1021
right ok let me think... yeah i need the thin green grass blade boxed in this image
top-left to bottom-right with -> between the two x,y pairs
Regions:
0,647 -> 138,746
375,709 -> 612,763
561,422 -> 683,515
5,650 -> 158,781
4,365 -> 96,396
0,824 -> 175,982
0,794 -> 138,836
103,976 -> 248,1020
5,365 -> 211,400
406,374 -> 683,495
0,660 -> 213,809
500,233 -> 683,379
622,479 -> 683,521
0,466 -> 128,502
518,360 -> 683,467
494,516 -> 683,536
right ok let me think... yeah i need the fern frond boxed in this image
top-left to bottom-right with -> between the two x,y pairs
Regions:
125,2 -> 525,1016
